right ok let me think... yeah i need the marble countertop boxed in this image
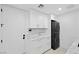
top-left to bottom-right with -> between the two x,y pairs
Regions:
26,28 -> 51,40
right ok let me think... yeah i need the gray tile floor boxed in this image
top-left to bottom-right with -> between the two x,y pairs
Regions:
44,48 -> 66,54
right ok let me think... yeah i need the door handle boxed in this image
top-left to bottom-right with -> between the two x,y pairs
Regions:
23,34 -> 25,39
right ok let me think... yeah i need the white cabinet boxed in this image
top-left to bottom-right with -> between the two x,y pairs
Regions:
30,10 -> 49,28
2,5 -> 26,54
0,5 -> 1,52
0,5 -> 4,53
26,36 -> 51,54
0,5 -> 50,54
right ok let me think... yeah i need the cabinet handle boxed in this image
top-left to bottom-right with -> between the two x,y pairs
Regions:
78,43 -> 79,47
1,24 -> 4,27
1,40 -> 3,43
23,34 -> 25,39
1,8 -> 3,12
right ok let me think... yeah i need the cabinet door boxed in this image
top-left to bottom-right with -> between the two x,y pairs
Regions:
38,13 -> 49,28
26,36 -> 51,54
0,5 -> 4,53
30,10 -> 38,28
2,5 -> 25,54
0,5 -> 1,52
30,10 -> 49,28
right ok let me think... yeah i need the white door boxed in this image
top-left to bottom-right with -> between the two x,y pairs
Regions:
0,5 -> 1,52
2,5 -> 26,54
0,5 -> 4,53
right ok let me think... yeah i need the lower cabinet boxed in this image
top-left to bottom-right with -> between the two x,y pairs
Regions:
26,42 -> 51,54
0,35 -> 51,54
25,37 -> 51,54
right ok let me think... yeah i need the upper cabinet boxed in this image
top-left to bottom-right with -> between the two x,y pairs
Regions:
29,10 -> 49,28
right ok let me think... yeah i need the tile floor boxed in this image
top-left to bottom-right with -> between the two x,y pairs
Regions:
44,48 -> 66,54
0,48 -> 66,54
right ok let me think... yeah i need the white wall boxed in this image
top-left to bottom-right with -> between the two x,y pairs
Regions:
56,11 -> 79,50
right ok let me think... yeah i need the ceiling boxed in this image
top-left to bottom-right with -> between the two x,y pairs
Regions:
9,4 -> 79,16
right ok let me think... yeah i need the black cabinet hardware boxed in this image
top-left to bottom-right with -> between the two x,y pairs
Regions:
1,40 -> 3,43
23,34 -> 25,39
1,8 -> 3,12
1,24 -> 4,27
78,43 -> 79,47
29,29 -> 32,31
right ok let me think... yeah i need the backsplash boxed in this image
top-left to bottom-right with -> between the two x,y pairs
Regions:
27,28 -> 50,39
28,28 -> 48,34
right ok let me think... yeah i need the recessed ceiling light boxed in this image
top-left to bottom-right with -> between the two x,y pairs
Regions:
51,15 -> 55,20
58,8 -> 62,11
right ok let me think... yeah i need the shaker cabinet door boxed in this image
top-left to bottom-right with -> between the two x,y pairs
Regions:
2,5 -> 25,54
0,5 -> 1,52
0,5 -> 4,53
30,10 -> 49,28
